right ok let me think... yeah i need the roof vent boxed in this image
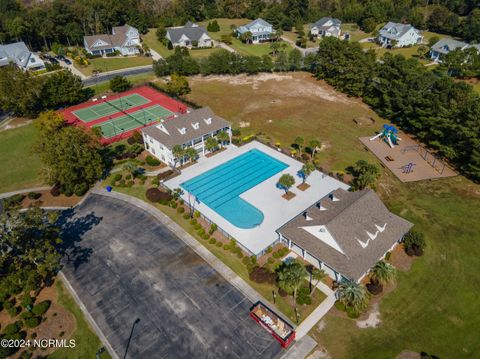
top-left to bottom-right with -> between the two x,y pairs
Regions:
178,127 -> 187,135
302,211 -> 313,221
316,201 -> 327,211
328,193 -> 339,202
204,117 -> 212,125
191,122 -> 200,130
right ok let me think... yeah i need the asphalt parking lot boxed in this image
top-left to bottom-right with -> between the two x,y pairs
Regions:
60,194 -> 283,359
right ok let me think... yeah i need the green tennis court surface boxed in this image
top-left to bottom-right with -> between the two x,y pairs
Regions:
73,94 -> 151,123
94,105 -> 173,138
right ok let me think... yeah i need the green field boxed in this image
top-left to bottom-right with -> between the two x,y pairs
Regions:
186,72 -> 480,358
75,56 -> 153,76
50,280 -> 110,359
0,123 -> 43,193
87,73 -> 157,95
198,18 -> 250,42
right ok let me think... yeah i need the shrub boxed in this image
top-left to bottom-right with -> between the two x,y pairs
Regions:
169,200 -> 178,208
20,295 -> 34,309
384,251 -> 391,261
110,179 -> 116,186
146,155 -> 161,166
146,188 -> 162,202
209,223 -> 217,234
20,311 -> 33,320
50,184 -> 61,197
266,246 -> 273,254
157,170 -> 174,181
151,177 -> 160,186
126,180 -> 134,187
32,300 -> 50,316
179,199 -> 184,205
4,194 -> 25,208
403,230 -> 426,256
194,210 -> 200,218
3,321 -> 21,335
242,256 -> 250,265
183,213 -> 190,220
224,244 -> 230,250
216,241 -> 223,247
24,316 -> 41,328
74,182 -> 89,196
125,174 -> 132,180
177,206 -> 185,213
114,174 -> 122,181
27,192 -> 41,200
209,238 -> 216,245
236,252 -> 243,259
197,228 -> 205,236
7,306 -> 19,317
194,223 -> 201,230
296,287 -> 312,305
366,281 -> 383,295
118,179 -> 126,187
251,255 -> 257,264
190,219 -> 197,225
267,257 -> 275,264
202,233 -> 209,240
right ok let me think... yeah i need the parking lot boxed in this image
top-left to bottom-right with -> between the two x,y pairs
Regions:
60,194 -> 283,359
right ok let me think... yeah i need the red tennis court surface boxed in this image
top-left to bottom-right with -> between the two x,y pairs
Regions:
61,86 -> 188,144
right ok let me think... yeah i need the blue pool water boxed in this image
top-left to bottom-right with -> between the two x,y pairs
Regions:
181,149 -> 288,229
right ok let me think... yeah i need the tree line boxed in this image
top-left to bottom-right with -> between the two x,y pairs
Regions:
314,37 -> 480,181
1,0 -> 479,51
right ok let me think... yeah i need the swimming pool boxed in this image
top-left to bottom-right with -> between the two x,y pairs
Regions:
181,149 -> 288,229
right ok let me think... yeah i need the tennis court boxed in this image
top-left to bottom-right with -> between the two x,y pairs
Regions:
94,105 -> 173,138
73,94 -> 151,123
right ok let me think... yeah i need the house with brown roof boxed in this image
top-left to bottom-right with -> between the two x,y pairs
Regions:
84,24 -> 140,56
141,107 -> 231,166
277,188 -> 413,282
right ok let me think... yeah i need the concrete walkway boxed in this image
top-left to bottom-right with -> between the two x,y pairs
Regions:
149,48 -> 163,61
295,281 -> 336,339
0,186 -> 50,199
59,60 -> 88,80
214,40 -> 237,53
280,335 -> 317,359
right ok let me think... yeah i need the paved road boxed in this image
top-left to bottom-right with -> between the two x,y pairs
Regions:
82,66 -> 154,86
60,194 -> 283,359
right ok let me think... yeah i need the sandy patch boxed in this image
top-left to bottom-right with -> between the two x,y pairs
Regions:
356,303 -> 381,328
307,348 -> 332,359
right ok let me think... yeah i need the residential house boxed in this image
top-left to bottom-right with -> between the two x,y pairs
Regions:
277,188 -> 413,282
0,41 -> 45,71
236,19 -> 274,43
310,17 -> 342,38
141,107 -> 231,166
429,38 -> 479,62
166,22 -> 213,48
378,22 -> 423,48
84,24 -> 140,56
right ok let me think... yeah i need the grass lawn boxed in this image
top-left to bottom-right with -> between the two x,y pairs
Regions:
50,280 -> 110,359
107,180 -> 326,324
75,56 -> 153,76
87,72 -> 157,95
473,82 -> 480,94
0,123 -> 43,193
283,24 -> 319,48
198,18 -> 250,42
342,23 -> 372,43
186,72 -> 480,358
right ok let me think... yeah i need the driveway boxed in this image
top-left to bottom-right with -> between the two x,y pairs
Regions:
59,194 -> 283,359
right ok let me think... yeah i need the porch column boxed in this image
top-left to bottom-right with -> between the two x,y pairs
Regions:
302,248 -> 306,259
288,239 -> 292,249
202,135 -> 205,155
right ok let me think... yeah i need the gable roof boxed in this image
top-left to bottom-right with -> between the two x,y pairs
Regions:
0,41 -> 43,68
166,23 -> 210,43
84,24 -> 138,50
312,17 -> 341,29
141,107 -> 230,149
278,188 -> 413,281
112,24 -> 138,35
237,18 -> 273,34
431,38 -> 468,54
379,22 -> 418,40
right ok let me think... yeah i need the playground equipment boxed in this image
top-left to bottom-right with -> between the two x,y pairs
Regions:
370,124 -> 401,148
401,162 -> 416,174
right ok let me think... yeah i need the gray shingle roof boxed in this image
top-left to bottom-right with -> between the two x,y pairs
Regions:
166,23 -> 209,43
278,188 -> 413,281
431,38 -> 468,54
237,18 -> 273,34
379,22 -> 417,40
141,107 -> 230,149
312,17 -> 341,29
0,42 -> 32,67
84,24 -> 137,50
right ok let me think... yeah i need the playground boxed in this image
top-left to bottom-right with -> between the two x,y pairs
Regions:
61,86 -> 187,144
360,125 -> 457,182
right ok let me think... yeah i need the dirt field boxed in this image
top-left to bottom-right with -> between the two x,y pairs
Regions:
187,72 -> 386,171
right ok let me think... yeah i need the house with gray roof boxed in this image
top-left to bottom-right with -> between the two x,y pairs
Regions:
84,24 -> 140,56
236,19 -> 274,43
166,22 -> 212,48
277,188 -> 413,282
378,22 -> 423,48
141,107 -> 231,166
429,38 -> 479,62
0,41 -> 45,71
310,17 -> 342,38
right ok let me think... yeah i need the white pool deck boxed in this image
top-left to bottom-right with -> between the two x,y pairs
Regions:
165,141 -> 349,255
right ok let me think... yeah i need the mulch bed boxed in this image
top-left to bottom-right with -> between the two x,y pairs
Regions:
206,147 -> 227,158
282,191 -> 296,200
297,183 -> 310,191
389,243 -> 416,272
19,190 -> 83,209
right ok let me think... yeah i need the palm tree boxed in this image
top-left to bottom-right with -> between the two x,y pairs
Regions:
205,137 -> 218,153
370,261 -> 396,286
216,131 -> 230,147
172,144 -> 185,167
308,267 -> 326,295
337,280 -> 370,313
123,162 -> 137,177
300,162 -> 315,184
185,147 -> 198,163
276,260 -> 307,300
309,138 -> 321,159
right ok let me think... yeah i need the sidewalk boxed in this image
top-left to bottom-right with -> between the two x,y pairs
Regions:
0,186 -> 50,199
295,281 -> 336,339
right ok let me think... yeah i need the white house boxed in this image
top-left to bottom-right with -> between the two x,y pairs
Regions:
277,188 -> 413,282
141,107 -> 231,166
0,41 -> 45,71
429,38 -> 480,62
236,19 -> 274,43
166,22 -> 212,48
84,24 -> 140,56
310,17 -> 342,38
378,22 -> 423,48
